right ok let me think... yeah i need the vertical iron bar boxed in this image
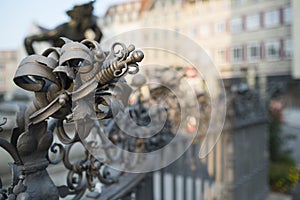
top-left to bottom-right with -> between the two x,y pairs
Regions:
160,168 -> 165,200
172,160 -> 177,200
201,139 -> 208,200
192,144 -> 197,200
147,173 -> 154,200
183,145 -> 187,200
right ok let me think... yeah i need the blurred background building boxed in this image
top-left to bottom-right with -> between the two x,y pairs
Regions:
0,50 -> 18,99
100,0 -> 296,79
0,0 -> 298,98
94,0 -> 299,199
94,0 -> 300,199
0,0 -> 299,199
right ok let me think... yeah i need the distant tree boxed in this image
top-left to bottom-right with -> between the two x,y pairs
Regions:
269,99 -> 299,192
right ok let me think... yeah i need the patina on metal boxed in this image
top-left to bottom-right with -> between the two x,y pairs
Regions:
24,1 -> 103,55
0,38 -> 144,200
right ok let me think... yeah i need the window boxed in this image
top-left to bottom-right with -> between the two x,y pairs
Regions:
190,27 -> 198,37
98,18 -> 104,26
132,12 -> 138,20
125,3 -> 132,10
246,14 -> 260,30
247,43 -> 260,61
174,10 -> 180,20
284,39 -> 292,58
105,16 -> 112,24
163,14 -> 168,23
265,40 -> 280,59
117,5 -> 124,12
230,18 -> 243,33
284,7 -> 292,24
109,7 -> 115,13
215,21 -> 226,34
199,24 -> 210,37
134,2 -> 141,10
123,13 -> 129,22
216,49 -> 227,64
171,0 -> 177,4
231,46 -> 243,62
0,76 -> 4,85
232,0 -> 245,6
154,32 -> 159,40
155,1 -> 163,9
165,0 -> 172,7
143,17 -> 148,25
115,15 -> 120,23
264,10 -> 279,27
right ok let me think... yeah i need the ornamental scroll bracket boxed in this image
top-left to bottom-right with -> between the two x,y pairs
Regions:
0,38 -> 144,200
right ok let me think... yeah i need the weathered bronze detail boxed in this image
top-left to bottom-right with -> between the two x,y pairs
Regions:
0,38 -> 144,200
24,1 -> 103,55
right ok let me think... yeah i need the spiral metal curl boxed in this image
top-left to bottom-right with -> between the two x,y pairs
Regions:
0,118 -> 7,132
111,43 -> 134,60
48,143 -> 65,165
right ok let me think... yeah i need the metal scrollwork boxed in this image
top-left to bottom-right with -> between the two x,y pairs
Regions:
48,143 -> 65,165
0,118 -> 7,132
0,37 -> 144,200
0,118 -> 8,200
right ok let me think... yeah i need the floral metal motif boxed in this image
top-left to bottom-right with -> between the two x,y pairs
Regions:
0,38 -> 144,200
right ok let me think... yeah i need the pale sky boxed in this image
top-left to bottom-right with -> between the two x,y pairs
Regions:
0,0 -> 128,50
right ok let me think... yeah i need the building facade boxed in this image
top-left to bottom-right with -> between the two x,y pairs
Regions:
0,50 -> 18,98
99,0 -> 297,80
98,1 -> 298,199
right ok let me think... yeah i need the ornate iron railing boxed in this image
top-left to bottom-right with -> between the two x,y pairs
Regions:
0,38 -> 145,200
0,37 -> 270,200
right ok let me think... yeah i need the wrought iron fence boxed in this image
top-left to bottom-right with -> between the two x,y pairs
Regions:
0,34 -> 270,200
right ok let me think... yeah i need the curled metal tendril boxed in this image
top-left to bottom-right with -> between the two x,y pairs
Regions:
0,118 -> 7,132
113,62 -> 128,77
49,138 -> 118,197
111,42 -> 134,60
128,63 -> 139,75
56,119 -> 80,144
48,143 -> 65,165
67,170 -> 85,191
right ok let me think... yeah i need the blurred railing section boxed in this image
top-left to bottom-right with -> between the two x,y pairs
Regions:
82,75 -> 269,200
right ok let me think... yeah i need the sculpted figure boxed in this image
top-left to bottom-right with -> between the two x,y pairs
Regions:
24,1 -> 103,55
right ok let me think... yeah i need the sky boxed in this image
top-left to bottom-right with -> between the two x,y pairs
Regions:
0,0 -> 128,50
